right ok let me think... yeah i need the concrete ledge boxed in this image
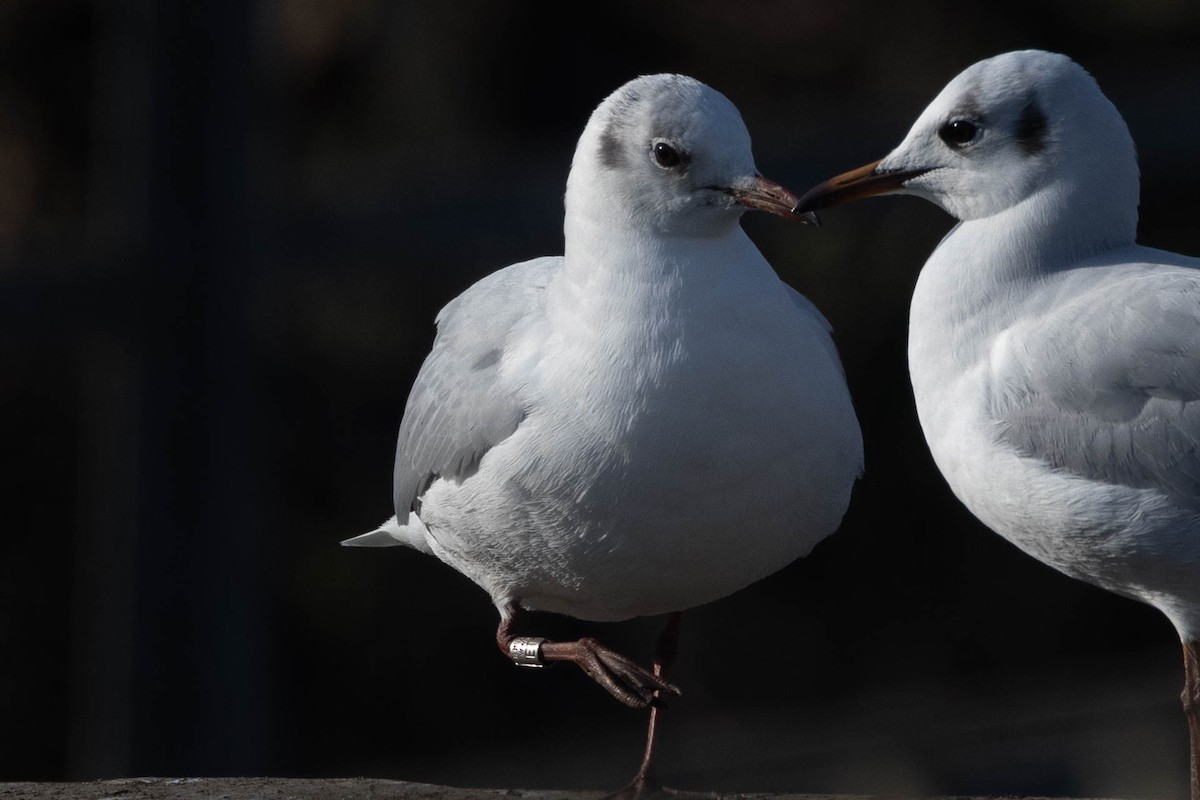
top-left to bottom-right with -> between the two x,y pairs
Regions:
0,778 -> 897,800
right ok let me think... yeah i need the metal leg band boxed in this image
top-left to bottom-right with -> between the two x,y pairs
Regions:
508,636 -> 548,668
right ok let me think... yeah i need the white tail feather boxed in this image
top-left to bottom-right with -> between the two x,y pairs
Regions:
341,515 -> 405,547
340,514 -> 433,554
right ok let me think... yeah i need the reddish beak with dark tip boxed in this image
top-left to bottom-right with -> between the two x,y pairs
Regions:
729,176 -> 820,226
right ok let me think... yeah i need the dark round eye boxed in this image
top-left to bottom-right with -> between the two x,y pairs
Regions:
938,119 -> 979,148
653,141 -> 683,168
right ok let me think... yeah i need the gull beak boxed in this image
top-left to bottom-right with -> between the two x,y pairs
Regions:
730,175 -> 820,226
794,160 -> 931,213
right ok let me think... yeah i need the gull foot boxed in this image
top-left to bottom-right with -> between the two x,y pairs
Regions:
602,776 -> 719,800
540,637 -> 682,709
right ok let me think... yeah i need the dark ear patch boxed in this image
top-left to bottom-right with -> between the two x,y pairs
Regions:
1015,96 -> 1048,155
597,92 -> 643,169
598,126 -> 626,169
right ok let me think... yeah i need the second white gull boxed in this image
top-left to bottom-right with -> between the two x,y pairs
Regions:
797,49 -> 1200,798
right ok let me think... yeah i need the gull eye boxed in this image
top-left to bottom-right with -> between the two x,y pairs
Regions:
938,119 -> 979,148
652,141 -> 686,169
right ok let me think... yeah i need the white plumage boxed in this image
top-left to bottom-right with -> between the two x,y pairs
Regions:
797,49 -> 1200,799
344,74 -> 862,791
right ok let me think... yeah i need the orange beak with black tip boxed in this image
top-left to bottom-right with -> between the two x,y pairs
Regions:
794,160 -> 932,214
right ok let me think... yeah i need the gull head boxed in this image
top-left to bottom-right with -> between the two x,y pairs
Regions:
796,50 -> 1139,233
567,73 -> 814,238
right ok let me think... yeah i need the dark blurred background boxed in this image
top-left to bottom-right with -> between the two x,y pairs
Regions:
3,0 -> 1200,796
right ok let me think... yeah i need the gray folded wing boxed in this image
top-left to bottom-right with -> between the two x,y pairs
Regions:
782,282 -> 849,383
392,256 -> 560,517
992,260 -> 1200,508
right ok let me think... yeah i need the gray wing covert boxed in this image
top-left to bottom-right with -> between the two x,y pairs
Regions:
782,282 -> 848,383
993,262 -> 1200,508
392,256 -> 560,517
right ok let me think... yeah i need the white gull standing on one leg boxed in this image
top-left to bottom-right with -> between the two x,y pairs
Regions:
344,73 -> 863,794
796,49 -> 1200,799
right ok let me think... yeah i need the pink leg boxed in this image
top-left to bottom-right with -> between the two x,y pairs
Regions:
625,611 -> 683,792
605,612 -> 715,799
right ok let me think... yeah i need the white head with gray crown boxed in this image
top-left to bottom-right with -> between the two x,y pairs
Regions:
565,73 -> 804,239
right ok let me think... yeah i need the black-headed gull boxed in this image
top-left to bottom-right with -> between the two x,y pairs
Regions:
797,49 -> 1200,798
345,73 -> 863,792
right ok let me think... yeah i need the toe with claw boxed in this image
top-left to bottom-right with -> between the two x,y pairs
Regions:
540,636 -> 681,708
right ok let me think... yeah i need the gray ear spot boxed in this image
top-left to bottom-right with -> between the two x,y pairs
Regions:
1015,96 -> 1048,155
598,127 -> 626,169
596,92 -> 644,170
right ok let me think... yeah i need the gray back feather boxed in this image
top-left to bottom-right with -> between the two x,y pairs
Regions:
782,283 -> 847,382
993,259 -> 1200,507
392,256 -> 559,517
